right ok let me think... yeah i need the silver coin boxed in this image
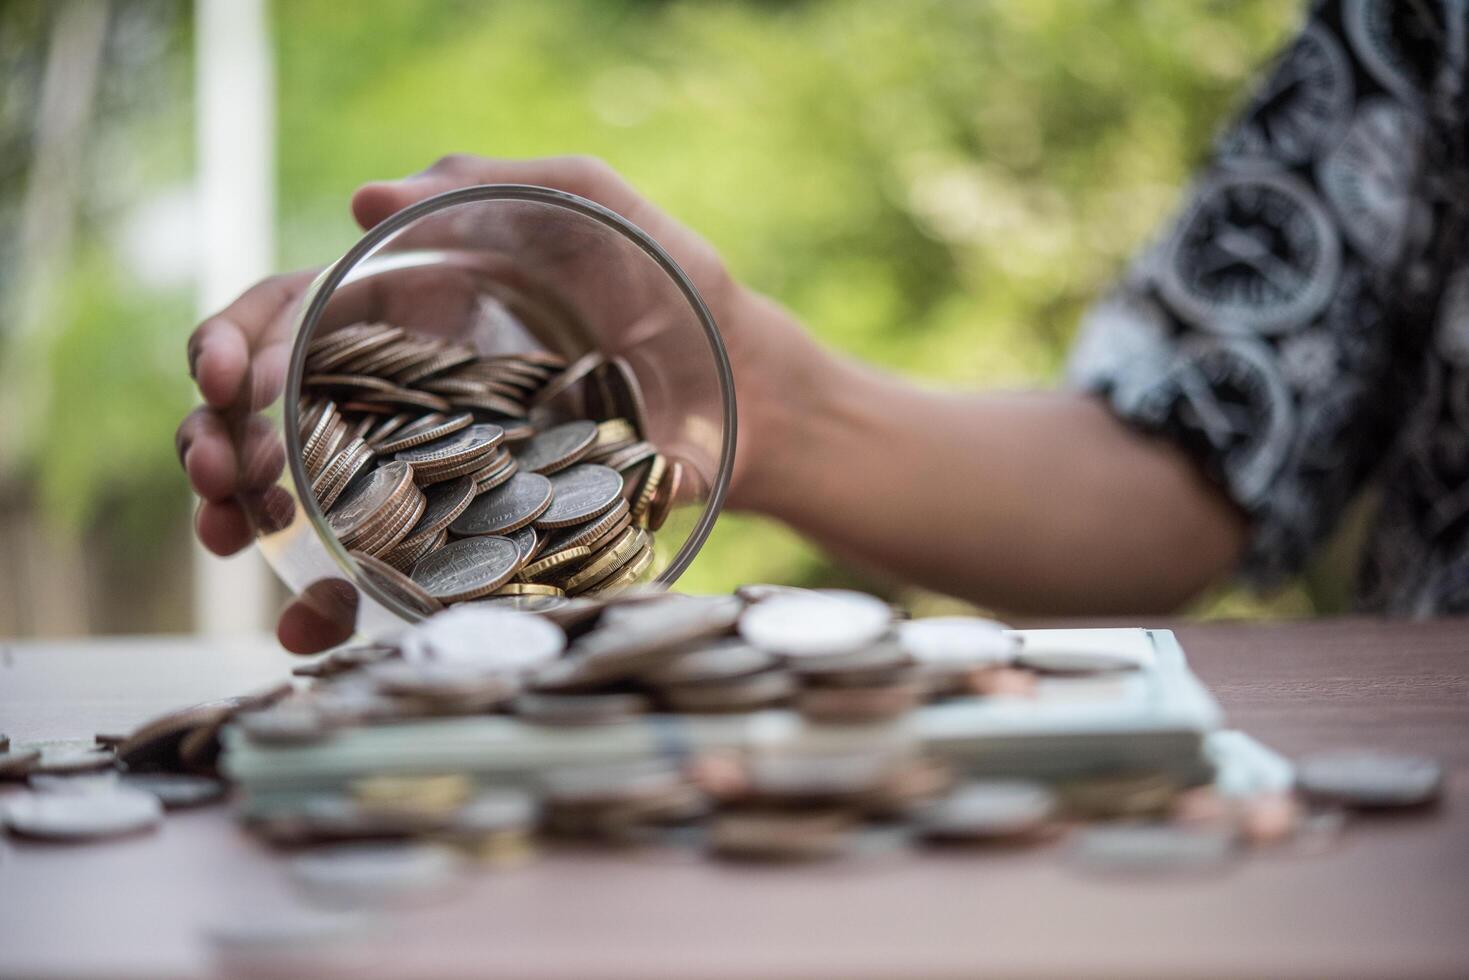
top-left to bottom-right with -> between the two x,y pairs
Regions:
327,461 -> 410,537
401,475 -> 477,540
28,745 -> 116,776
394,424 -> 503,466
738,590 -> 893,658
915,781 -> 1055,840
409,536 -> 523,601
600,593 -> 743,637
452,790 -> 538,834
27,771 -> 120,794
1296,750 -> 1443,808
4,786 -> 163,840
513,691 -> 650,726
643,640 -> 777,687
399,605 -> 566,672
537,464 -> 624,527
513,420 -> 598,474
1067,825 -> 1236,876
897,617 -> 1018,669
374,411 -> 473,454
449,472 -> 554,536
288,842 -> 465,908
509,525 -> 540,562
119,772 -> 227,809
238,704 -> 337,746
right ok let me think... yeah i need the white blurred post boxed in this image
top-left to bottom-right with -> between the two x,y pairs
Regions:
192,0 -> 275,634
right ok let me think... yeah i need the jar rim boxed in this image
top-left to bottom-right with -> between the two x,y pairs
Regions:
283,183 -> 737,622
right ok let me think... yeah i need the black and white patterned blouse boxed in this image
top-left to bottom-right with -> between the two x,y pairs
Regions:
1068,0 -> 1469,616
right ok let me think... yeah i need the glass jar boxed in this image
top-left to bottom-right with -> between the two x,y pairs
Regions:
232,185 -> 735,638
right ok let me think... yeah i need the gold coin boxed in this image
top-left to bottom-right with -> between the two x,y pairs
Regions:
582,541 -> 655,596
595,418 -> 636,448
564,529 -> 650,594
630,454 -> 666,523
519,546 -> 593,580
491,582 -> 566,597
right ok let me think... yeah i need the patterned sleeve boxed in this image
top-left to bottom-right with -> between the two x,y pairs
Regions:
1065,0 -> 1445,588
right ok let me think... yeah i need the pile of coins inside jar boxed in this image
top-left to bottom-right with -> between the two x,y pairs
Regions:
297,323 -> 683,611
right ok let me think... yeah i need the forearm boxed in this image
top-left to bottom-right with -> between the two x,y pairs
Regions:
733,298 -> 1247,614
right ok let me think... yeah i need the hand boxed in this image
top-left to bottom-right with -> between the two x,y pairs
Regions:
178,154 -> 826,652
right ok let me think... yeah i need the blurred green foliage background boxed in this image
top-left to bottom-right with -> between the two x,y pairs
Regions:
2,0 -> 1313,633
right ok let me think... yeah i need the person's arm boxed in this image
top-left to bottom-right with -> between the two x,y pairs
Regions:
725,290 -> 1247,614
179,154 -> 1244,650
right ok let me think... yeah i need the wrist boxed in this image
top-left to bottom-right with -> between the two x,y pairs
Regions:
722,286 -> 856,517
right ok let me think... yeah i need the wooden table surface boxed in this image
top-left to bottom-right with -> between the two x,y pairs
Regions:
0,619 -> 1466,979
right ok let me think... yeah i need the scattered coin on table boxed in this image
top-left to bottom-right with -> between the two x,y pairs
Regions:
4,580 -> 1443,892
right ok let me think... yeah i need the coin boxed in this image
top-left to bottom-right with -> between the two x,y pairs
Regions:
1058,771 -> 1182,819
738,590 -> 893,658
1067,825 -> 1236,876
709,809 -> 853,862
398,605 -> 566,672
520,543 -> 593,581
628,453 -> 666,518
238,703 -> 339,745
352,551 -> 444,617
28,745 -> 116,775
538,499 -> 630,554
594,418 -> 636,448
796,682 -> 922,723
513,692 -> 649,726
327,461 -> 415,542
410,536 -> 524,602
288,842 -> 466,907
662,670 -> 795,713
509,525 -> 540,562
0,749 -> 41,779
642,640 -> 776,687
491,582 -> 566,597
536,464 -> 624,528
645,459 -> 682,531
513,420 -> 598,474
449,472 -> 554,536
121,773 -> 228,809
394,424 -> 503,469
532,351 -> 605,408
915,781 -> 1056,842
789,642 -> 914,687
399,476 -> 477,542
468,594 -> 570,614
897,617 -> 1019,669
4,786 -> 163,840
1295,750 -> 1444,809
559,528 -> 645,593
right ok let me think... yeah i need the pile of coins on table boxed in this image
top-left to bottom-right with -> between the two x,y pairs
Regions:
2,587 -> 1443,886
298,322 -> 682,610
